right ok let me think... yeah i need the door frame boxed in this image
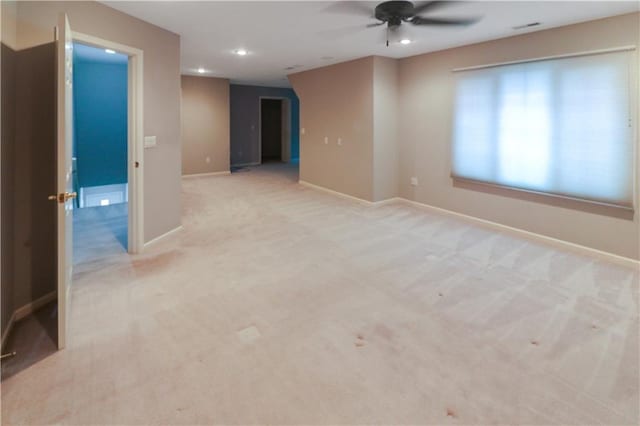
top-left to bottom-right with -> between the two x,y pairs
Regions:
258,96 -> 292,164
72,32 -> 144,254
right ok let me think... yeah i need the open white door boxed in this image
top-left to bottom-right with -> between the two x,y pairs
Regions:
52,13 -> 75,350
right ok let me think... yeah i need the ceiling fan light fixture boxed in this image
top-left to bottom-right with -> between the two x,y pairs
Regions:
399,38 -> 412,45
235,49 -> 248,56
197,67 -> 206,73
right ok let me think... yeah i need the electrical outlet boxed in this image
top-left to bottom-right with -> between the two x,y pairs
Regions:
337,137 -> 342,146
411,177 -> 418,186
301,128 -> 306,135
206,156 -> 211,163
324,136 -> 329,144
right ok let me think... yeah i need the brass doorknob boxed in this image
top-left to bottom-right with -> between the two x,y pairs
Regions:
48,192 -> 77,203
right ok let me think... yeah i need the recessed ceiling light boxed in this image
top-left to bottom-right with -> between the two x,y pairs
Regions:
400,39 -> 412,45
105,49 -> 116,54
197,67 -> 206,73
235,49 -> 248,56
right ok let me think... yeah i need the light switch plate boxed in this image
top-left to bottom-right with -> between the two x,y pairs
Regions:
144,136 -> 157,148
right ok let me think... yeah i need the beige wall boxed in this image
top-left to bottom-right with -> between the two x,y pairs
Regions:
290,57 -> 375,201
1,1 -> 18,337
12,42 -> 58,317
2,1 -> 57,333
15,1 -> 182,242
181,76 -> 230,175
1,0 -> 18,49
292,13 -> 638,259
398,13 -> 639,260
373,56 -> 399,202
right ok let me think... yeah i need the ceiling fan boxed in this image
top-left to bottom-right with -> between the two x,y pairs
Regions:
328,1 -> 480,46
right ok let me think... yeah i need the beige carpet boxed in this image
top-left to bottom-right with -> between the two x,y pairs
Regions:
1,163 -> 638,425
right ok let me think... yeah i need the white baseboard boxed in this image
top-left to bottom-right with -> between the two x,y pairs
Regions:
297,181 -> 638,268
398,198 -> 638,268
14,290 -> 57,321
1,311 -> 16,350
2,290 -> 57,350
144,225 -> 183,249
231,162 -> 261,168
144,225 -> 182,249
298,180 -> 375,206
182,171 -> 230,179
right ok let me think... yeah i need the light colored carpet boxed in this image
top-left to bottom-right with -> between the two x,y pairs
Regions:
73,202 -> 128,263
1,163 -> 638,425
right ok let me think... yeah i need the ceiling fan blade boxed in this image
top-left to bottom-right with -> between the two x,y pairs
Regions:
366,22 -> 385,28
411,16 -> 478,26
323,1 -> 375,18
412,1 -> 451,15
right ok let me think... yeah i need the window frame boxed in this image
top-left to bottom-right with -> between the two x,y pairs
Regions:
450,45 -> 638,212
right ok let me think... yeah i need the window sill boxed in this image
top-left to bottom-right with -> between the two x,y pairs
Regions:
451,176 -> 635,220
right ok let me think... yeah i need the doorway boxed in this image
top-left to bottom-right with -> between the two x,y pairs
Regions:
57,29 -> 144,350
0,26 -> 144,372
70,32 -> 144,259
72,43 -> 129,262
259,97 -> 292,164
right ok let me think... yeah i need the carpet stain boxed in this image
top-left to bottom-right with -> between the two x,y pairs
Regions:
446,408 -> 456,418
133,250 -> 182,275
374,324 -> 394,341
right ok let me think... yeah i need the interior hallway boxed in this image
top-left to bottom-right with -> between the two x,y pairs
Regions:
1,163 -> 638,424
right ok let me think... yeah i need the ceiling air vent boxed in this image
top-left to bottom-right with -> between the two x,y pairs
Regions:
513,22 -> 541,30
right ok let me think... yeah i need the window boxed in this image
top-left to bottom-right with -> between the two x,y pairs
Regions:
452,49 -> 635,208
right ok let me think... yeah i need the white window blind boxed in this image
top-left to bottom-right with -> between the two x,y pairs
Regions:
452,49 -> 635,208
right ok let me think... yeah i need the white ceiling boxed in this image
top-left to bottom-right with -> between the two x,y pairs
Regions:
103,1 -> 639,87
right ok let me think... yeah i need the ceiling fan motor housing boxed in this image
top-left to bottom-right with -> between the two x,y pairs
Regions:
375,1 -> 416,27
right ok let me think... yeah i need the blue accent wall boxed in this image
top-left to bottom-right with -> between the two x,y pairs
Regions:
230,85 -> 300,165
73,60 -> 127,188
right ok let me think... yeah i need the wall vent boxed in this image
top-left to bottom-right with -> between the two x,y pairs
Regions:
513,22 -> 541,30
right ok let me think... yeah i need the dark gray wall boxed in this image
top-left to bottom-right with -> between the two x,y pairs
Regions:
1,43 -> 17,337
230,85 -> 299,166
